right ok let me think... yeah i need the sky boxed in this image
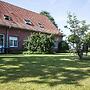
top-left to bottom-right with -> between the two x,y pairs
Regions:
2,0 -> 90,38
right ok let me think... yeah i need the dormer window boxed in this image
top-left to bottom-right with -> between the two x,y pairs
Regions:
38,22 -> 42,25
38,22 -> 44,28
24,19 -> 32,25
4,15 -> 12,21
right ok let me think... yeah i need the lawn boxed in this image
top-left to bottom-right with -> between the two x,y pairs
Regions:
0,54 -> 90,90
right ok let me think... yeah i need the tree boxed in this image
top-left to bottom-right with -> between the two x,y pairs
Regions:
83,32 -> 90,55
58,41 -> 69,52
40,11 -> 58,28
65,13 -> 90,59
24,33 -> 54,53
84,32 -> 90,44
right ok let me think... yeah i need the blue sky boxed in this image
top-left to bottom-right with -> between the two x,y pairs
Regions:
2,0 -> 90,37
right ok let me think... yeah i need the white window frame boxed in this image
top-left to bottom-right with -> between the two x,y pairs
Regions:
24,19 -> 32,25
4,15 -> 12,21
9,36 -> 18,47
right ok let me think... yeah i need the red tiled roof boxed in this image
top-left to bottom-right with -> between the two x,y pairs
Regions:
0,1 -> 61,35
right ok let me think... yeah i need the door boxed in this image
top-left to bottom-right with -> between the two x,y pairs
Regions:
0,34 -> 4,53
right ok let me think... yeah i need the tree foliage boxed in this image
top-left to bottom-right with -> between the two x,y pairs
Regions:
40,11 -> 58,28
65,13 -> 90,59
68,34 -> 80,43
24,33 -> 54,53
84,32 -> 90,44
58,41 -> 69,52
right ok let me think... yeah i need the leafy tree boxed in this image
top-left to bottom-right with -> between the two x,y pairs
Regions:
84,32 -> 90,44
83,32 -> 90,55
65,13 -> 90,59
58,41 -> 69,52
24,33 -> 54,53
40,11 -> 58,28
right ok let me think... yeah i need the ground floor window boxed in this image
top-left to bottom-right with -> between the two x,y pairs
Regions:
54,41 -> 58,48
0,34 -> 4,53
9,36 -> 18,47
0,34 -> 4,47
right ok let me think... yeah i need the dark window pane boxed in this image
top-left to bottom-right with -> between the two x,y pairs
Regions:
14,40 -> 18,46
0,35 -> 3,46
10,40 -> 13,46
4,15 -> 12,21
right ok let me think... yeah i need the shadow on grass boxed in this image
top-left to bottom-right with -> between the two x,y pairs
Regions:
0,55 -> 90,86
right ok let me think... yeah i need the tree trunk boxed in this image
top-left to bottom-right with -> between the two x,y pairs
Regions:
77,50 -> 83,59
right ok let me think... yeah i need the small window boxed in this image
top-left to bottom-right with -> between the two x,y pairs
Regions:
4,15 -> 12,21
9,36 -> 18,47
24,19 -> 32,25
38,22 -> 44,28
38,22 -> 42,25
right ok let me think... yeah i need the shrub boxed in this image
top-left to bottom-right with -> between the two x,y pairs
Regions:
58,41 -> 69,53
23,33 -> 54,54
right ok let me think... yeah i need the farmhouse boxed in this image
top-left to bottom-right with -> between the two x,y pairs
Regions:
0,1 -> 62,53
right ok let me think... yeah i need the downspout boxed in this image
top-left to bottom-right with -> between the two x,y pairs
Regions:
6,28 -> 8,53
6,29 -> 8,53
6,26 -> 11,53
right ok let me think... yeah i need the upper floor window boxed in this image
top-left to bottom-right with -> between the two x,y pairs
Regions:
38,22 -> 44,28
24,19 -> 32,25
4,15 -> 12,21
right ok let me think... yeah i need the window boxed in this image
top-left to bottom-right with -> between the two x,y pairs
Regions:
38,22 -> 44,28
0,35 -> 4,47
4,15 -> 12,21
9,36 -> 18,47
24,19 -> 32,25
54,41 -> 58,48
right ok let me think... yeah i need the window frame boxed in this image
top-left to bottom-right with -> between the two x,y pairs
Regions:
9,36 -> 18,48
4,15 -> 12,21
38,22 -> 44,28
24,19 -> 32,25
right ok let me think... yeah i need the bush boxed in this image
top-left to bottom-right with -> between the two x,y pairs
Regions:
23,33 -> 54,54
58,41 -> 69,53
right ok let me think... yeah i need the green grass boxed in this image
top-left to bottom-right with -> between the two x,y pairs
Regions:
0,54 -> 90,90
